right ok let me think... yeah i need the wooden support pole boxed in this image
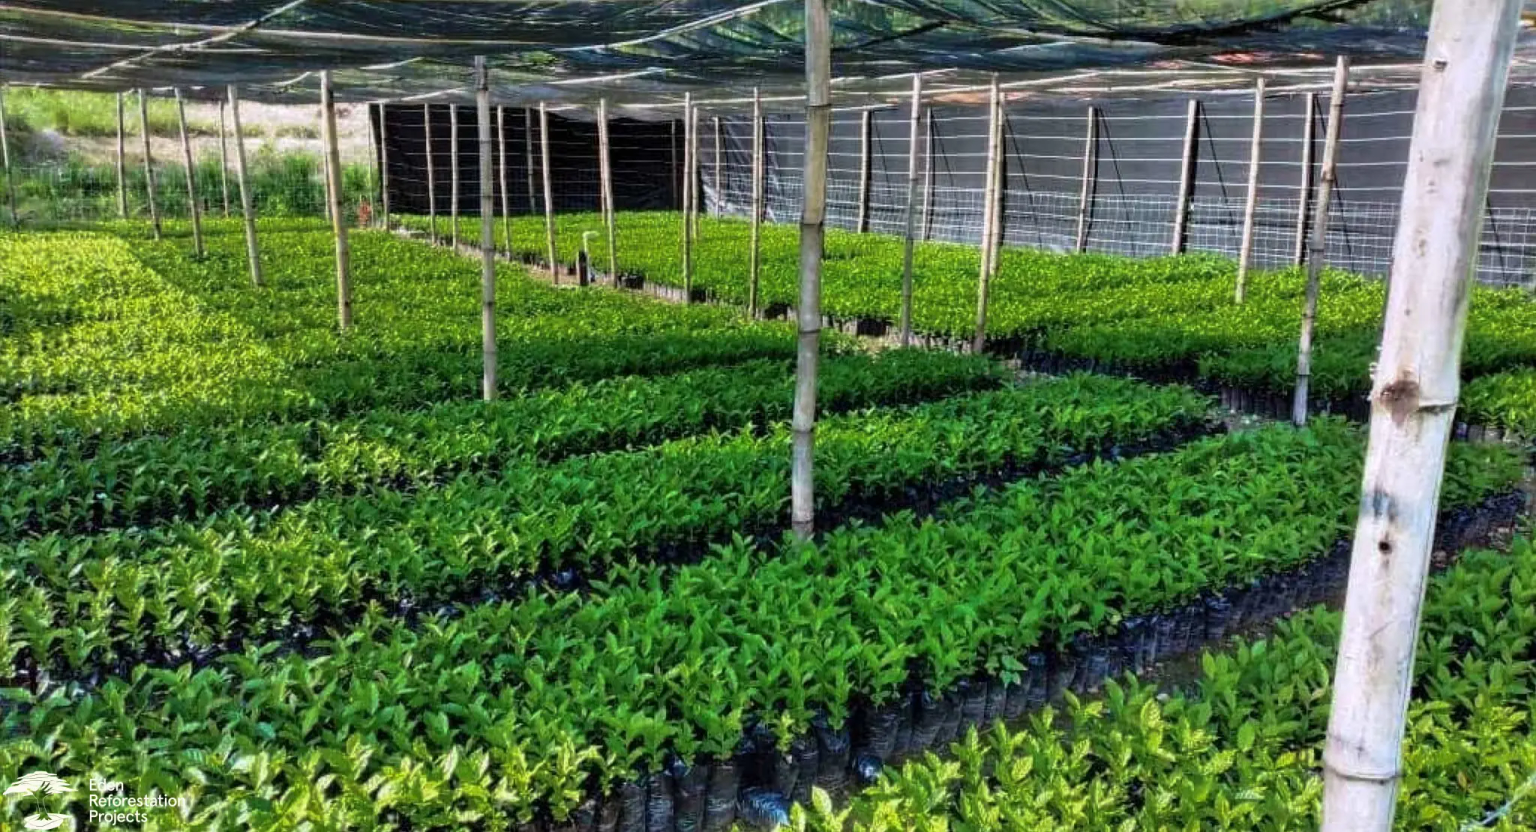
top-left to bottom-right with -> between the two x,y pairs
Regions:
899,73 -> 923,347
379,103 -> 391,229
681,92 -> 693,301
116,92 -> 128,219
425,103 -> 437,242
476,57 -> 497,402
749,87 -> 764,316
217,99 -> 231,217
321,70 -> 352,331
0,86 -> 16,227
321,119 -> 333,224
671,118 -> 679,209
1170,98 -> 1198,254
857,108 -> 873,232
228,86 -> 261,287
791,0 -> 831,541
712,114 -> 723,218
1294,92 -> 1317,266
973,75 -> 1002,354
689,102 -> 701,242
497,106 -> 510,255
524,107 -> 536,215
539,101 -> 556,280
365,104 -> 378,226
175,89 -> 204,256
139,90 -> 161,239
921,108 -> 935,241
1236,78 -> 1266,303
1294,57 -> 1351,426
598,98 -> 618,281
450,103 -> 460,248
1074,106 -> 1097,253
1320,4 -> 1522,829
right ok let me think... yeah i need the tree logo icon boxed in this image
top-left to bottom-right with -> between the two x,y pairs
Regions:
4,771 -> 75,830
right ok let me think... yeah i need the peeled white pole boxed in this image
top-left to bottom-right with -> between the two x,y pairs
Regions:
476,57 -> 497,402
498,106 -> 511,255
1235,78 -> 1266,303
450,103 -> 460,248
1074,106 -> 1097,253
0,86 -> 15,226
320,70 -> 352,331
1293,57 -> 1351,426
899,73 -> 922,347
116,92 -> 128,219
681,92 -> 694,301
1294,92 -> 1317,266
424,104 -> 437,242
174,89 -> 204,256
1170,99 -> 1198,254
790,0 -> 830,541
856,108 -> 872,232
217,99 -> 231,217
1320,3 -> 1522,830
712,114 -> 723,219
539,101 -> 556,280
228,86 -> 261,287
598,98 -> 617,281
749,87 -> 764,317
972,75 -> 1001,354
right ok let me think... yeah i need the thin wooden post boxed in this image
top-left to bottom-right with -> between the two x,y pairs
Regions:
1321,4 -> 1522,830
539,101 -> 557,280
425,103 -> 437,242
116,92 -> 128,219
498,106 -> 510,255
670,118 -> 679,209
365,104 -> 378,227
682,92 -> 693,301
217,99 -> 231,217
712,114 -> 723,218
1294,92 -> 1317,265
899,73 -> 922,346
857,108 -> 873,232
791,0 -> 830,541
450,103 -> 460,248
1294,57 -> 1351,426
379,103 -> 391,229
174,89 -> 204,256
0,86 -> 16,227
321,71 -> 352,331
524,107 -> 536,215
321,121 -> 333,224
749,87 -> 764,316
228,86 -> 261,287
598,98 -> 617,281
1170,98 -> 1198,254
139,90 -> 161,239
689,102 -> 700,242
921,107 -> 935,241
476,57 -> 497,402
973,75 -> 1002,354
1236,78 -> 1266,303
1074,106 -> 1097,252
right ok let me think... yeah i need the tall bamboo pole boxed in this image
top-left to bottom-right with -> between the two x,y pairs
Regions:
921,108 -> 935,241
139,90 -> 161,239
1294,92 -> 1317,265
379,103 -> 391,229
425,104 -> 437,242
1170,99 -> 1198,254
539,101 -> 557,280
174,89 -> 204,257
1293,57 -> 1351,426
116,92 -> 128,219
791,0 -> 831,541
857,108 -> 873,232
0,86 -> 16,227
321,70 -> 352,331
899,73 -> 923,347
749,87 -> 764,316
1321,4 -> 1522,829
524,107 -> 536,215
228,86 -> 261,288
598,98 -> 617,281
972,75 -> 1002,354
476,57 -> 497,402
365,104 -> 377,226
1235,78 -> 1266,303
681,93 -> 694,301
712,114 -> 723,218
1074,106 -> 1097,253
498,106 -> 511,255
217,99 -> 231,217
689,102 -> 701,242
450,103 -> 460,248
